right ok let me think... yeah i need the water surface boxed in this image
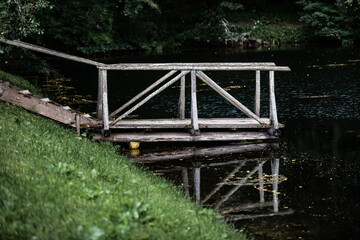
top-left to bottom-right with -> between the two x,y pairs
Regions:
43,46 -> 360,239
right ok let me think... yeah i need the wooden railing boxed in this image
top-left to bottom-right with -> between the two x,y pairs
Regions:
0,37 -> 291,141
97,63 -> 290,137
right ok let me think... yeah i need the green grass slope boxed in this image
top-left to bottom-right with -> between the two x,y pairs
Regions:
0,73 -> 246,240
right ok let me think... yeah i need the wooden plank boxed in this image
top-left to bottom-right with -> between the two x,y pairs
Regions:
0,81 -> 99,128
178,75 -> 186,119
196,71 -> 267,125
99,63 -> 291,71
0,37 -> 104,67
109,70 -> 177,118
110,118 -> 284,129
190,71 -> 200,135
254,70 -> 261,116
132,143 -> 278,163
93,131 -> 277,142
111,71 -> 189,124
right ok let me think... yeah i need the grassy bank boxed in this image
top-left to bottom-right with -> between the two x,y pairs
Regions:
0,74 -> 246,239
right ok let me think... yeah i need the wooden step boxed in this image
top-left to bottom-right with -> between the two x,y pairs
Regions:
93,131 -> 277,142
110,118 -> 284,129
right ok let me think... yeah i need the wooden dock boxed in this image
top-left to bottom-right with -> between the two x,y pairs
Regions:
0,37 -> 291,143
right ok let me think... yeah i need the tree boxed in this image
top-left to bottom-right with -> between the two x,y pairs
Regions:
298,0 -> 360,42
0,0 -> 52,39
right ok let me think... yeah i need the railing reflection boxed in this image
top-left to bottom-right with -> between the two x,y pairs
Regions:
132,143 -> 294,221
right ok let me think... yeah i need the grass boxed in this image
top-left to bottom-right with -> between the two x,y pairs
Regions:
0,73 -> 247,239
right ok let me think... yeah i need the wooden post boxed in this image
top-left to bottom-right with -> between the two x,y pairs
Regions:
258,161 -> 265,203
178,75 -> 186,119
254,70 -> 261,117
100,69 -> 110,137
97,69 -> 104,119
182,168 -> 190,197
191,71 -> 200,135
193,164 -> 201,204
271,158 -> 279,213
75,114 -> 81,136
269,71 -> 280,133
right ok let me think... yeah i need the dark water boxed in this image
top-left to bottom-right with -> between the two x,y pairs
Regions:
43,46 -> 360,239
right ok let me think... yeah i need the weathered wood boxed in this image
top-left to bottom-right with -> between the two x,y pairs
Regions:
109,70 -> 177,118
220,201 -> 274,214
111,71 -> 189,124
132,143 -> 278,163
178,75 -> 186,119
110,118 -> 284,129
226,210 -> 294,221
271,158 -> 280,213
193,166 -> 201,204
202,162 -> 246,204
182,169 -> 190,197
258,161 -> 265,203
93,131 -> 277,142
213,161 -> 266,210
254,70 -> 261,117
97,69 -> 104,119
190,71 -> 200,135
100,70 -> 110,134
75,114 -> 81,136
99,63 -> 290,71
0,81 -> 99,128
269,71 -> 279,129
0,37 -> 104,67
196,71 -> 267,125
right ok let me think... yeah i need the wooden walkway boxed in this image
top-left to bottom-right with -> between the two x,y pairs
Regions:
0,37 -> 291,143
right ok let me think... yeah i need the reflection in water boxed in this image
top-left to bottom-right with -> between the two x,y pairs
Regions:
132,143 -> 294,222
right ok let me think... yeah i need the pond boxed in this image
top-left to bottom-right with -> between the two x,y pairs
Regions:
42,46 -> 360,239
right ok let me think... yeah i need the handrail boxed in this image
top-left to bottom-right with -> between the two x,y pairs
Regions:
98,63 -> 290,71
0,37 -> 105,67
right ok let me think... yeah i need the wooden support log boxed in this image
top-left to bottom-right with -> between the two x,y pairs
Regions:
109,70 -> 177,118
0,37 -> 104,67
271,158 -> 280,213
193,165 -> 201,204
269,71 -> 280,137
100,69 -> 110,137
190,71 -> 200,135
196,71 -> 267,125
182,169 -> 190,197
258,161 -> 265,203
178,75 -> 186,119
75,114 -> 81,136
111,71 -> 189,124
254,70 -> 261,117
97,69 -> 104,119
